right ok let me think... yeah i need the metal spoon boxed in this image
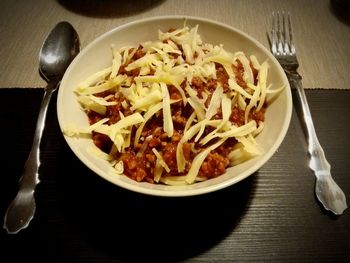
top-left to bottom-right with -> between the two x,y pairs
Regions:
3,21 -> 80,234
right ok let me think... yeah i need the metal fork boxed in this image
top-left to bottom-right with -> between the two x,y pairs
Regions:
271,12 -> 347,215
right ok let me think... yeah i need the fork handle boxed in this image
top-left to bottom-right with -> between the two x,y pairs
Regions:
287,72 -> 347,215
286,72 -> 330,173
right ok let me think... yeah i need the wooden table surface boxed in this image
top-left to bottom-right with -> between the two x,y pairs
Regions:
0,0 -> 349,89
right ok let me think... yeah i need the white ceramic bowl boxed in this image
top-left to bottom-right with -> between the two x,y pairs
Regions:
57,16 -> 292,197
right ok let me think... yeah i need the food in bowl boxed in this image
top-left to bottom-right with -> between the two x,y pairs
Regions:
63,23 -> 284,186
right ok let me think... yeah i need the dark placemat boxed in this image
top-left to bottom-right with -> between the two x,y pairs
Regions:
0,88 -> 349,262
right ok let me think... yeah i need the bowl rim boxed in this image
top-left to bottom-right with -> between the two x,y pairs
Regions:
57,15 -> 293,197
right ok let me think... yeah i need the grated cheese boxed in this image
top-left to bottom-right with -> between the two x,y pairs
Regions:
185,138 -> 226,184
205,85 -> 223,120
65,23 -> 284,185
152,148 -> 171,173
160,82 -> 174,137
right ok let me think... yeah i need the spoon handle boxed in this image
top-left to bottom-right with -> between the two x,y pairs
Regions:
3,81 -> 58,234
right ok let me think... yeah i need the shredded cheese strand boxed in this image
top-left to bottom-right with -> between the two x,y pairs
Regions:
185,139 -> 226,184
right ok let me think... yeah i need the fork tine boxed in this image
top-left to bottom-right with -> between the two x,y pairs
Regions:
276,12 -> 284,55
270,12 -> 299,69
287,13 -> 296,54
282,12 -> 290,55
273,11 -> 295,56
271,11 -> 277,54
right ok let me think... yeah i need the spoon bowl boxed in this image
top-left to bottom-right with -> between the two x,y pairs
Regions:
39,22 -> 80,82
3,21 -> 80,234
